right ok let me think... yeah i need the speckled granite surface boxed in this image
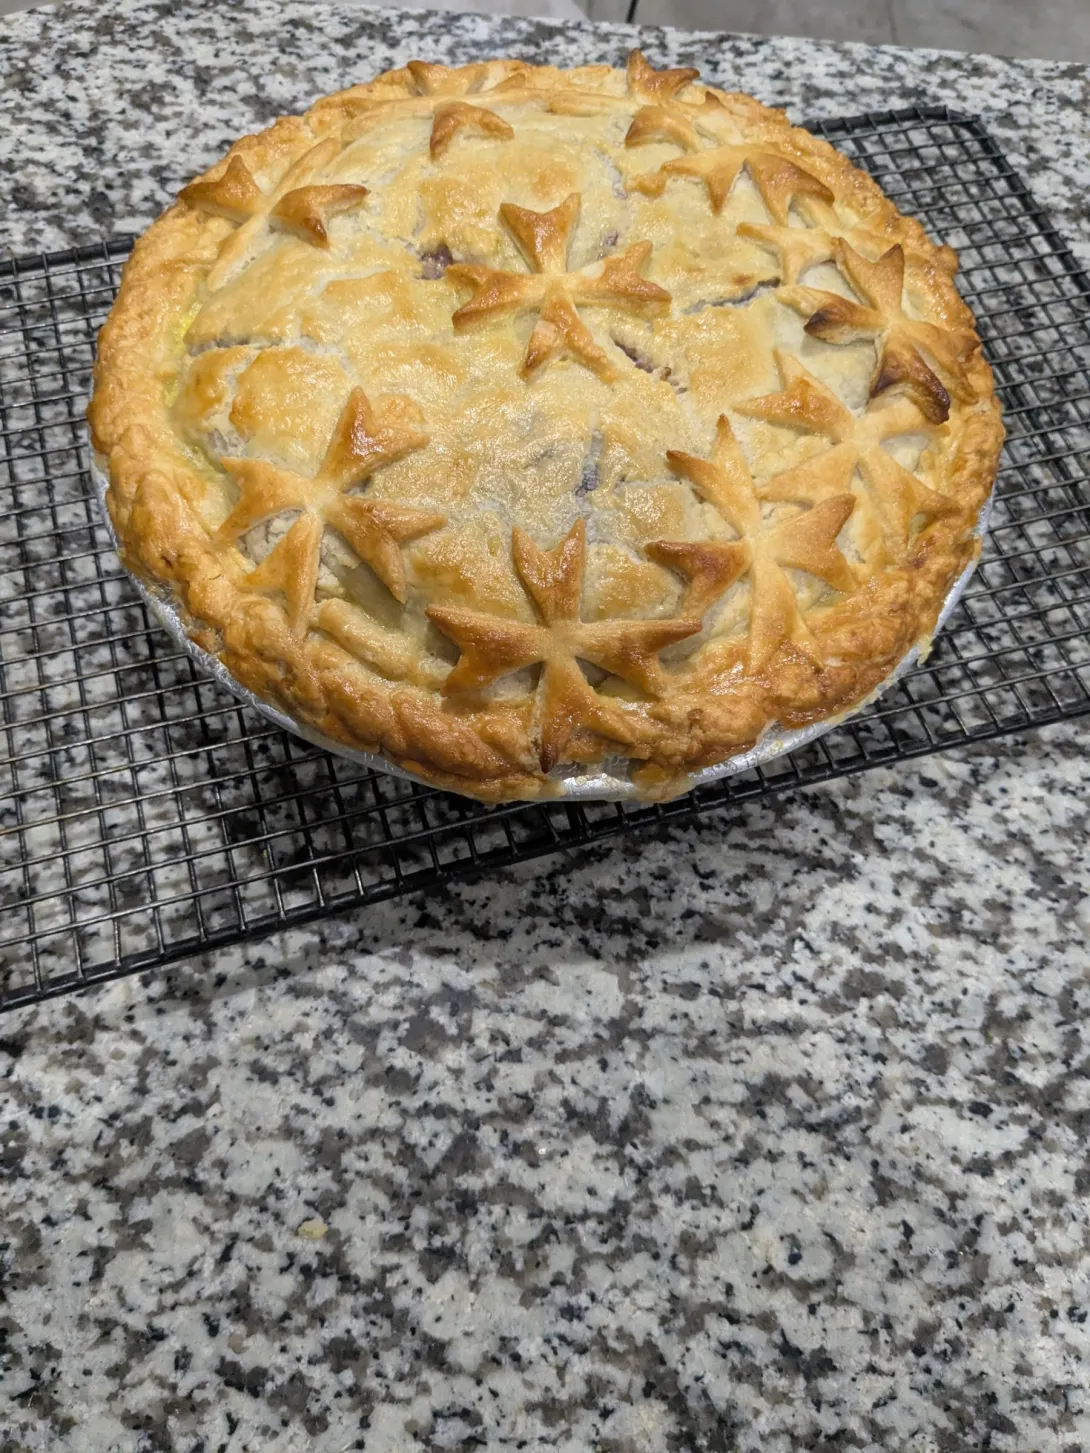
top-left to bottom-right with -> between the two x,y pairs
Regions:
2,2 -> 1090,1449
2,0 -> 1090,265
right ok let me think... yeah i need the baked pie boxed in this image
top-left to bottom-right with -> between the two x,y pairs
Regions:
89,52 -> 1004,801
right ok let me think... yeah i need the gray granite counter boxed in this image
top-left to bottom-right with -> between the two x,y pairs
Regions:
2,2 -> 1090,1449
2,0 -> 1089,263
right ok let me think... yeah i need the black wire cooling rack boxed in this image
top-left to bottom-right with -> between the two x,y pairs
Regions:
2,106 -> 1089,1013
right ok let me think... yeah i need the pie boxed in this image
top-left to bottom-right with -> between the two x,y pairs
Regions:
88,51 -> 1004,801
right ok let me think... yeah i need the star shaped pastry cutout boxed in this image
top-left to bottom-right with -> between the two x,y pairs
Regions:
624,104 -> 703,153
665,416 -> 857,668
741,221 -> 952,291
625,49 -> 700,103
407,60 -> 493,96
778,239 -> 979,424
219,388 -> 442,634
736,222 -> 844,285
628,116 -> 834,223
427,519 -> 699,771
180,140 -> 370,287
429,101 -> 514,157
645,537 -> 750,620
496,49 -> 698,117
734,352 -> 958,563
447,193 -> 671,379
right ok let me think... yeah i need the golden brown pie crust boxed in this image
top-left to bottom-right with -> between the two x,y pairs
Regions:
88,52 -> 1004,802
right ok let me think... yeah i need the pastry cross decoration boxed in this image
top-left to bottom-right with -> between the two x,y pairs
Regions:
626,112 -> 834,223
625,49 -> 700,103
741,221 -> 945,289
427,519 -> 699,771
219,388 -> 442,633
448,49 -> 696,116
779,240 -> 979,423
447,193 -> 671,379
664,417 -> 857,668
735,353 -> 958,562
407,59 -> 493,96
180,141 -> 369,287
737,222 -> 846,286
429,101 -> 513,157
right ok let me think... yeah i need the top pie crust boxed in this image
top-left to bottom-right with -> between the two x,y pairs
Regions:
88,52 -> 1004,801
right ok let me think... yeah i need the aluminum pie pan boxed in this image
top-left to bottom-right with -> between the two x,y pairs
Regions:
92,458 -> 993,803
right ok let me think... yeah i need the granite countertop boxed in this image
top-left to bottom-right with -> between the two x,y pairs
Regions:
2,2 -> 1090,1449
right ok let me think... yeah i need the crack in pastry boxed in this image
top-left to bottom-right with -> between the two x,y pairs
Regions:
419,242 -> 454,278
447,194 -> 671,379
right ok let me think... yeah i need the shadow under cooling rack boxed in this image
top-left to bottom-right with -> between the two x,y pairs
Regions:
1,106 -> 1089,1012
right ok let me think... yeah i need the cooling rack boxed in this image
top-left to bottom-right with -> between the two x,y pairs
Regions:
1,107 -> 1088,1013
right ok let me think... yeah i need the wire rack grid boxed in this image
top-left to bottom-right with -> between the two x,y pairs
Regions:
1,107 -> 1088,1013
